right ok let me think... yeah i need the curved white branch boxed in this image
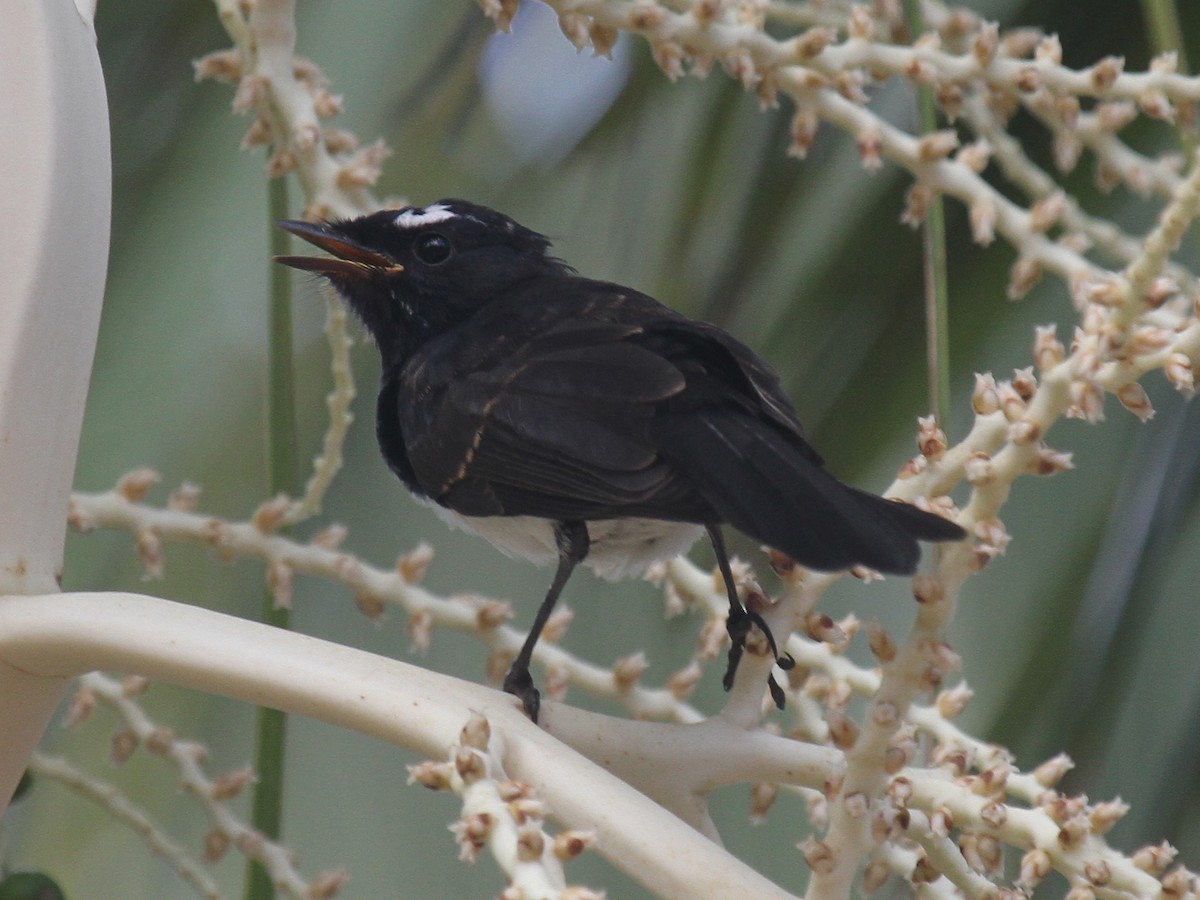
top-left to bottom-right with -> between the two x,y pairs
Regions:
0,0 -> 111,811
0,591 -> 796,898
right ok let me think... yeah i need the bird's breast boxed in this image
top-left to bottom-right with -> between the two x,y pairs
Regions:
423,502 -> 703,580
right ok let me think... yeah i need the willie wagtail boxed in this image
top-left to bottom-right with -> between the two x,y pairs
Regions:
276,200 -> 965,721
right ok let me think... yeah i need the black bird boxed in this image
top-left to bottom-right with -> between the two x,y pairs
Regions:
276,200 -> 965,721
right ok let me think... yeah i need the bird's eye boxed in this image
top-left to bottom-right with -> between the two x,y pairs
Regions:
414,232 -> 452,265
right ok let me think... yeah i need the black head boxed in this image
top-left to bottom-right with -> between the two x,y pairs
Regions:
276,199 -> 570,364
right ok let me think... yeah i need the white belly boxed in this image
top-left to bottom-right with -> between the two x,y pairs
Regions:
427,505 -> 704,580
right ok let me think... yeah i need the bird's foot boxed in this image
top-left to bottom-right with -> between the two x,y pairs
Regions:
721,606 -> 795,711
502,664 -> 542,723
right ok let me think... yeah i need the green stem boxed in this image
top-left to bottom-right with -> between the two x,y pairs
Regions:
1139,0 -> 1189,74
903,0 -> 951,427
1138,0 -> 1195,153
244,175 -> 296,900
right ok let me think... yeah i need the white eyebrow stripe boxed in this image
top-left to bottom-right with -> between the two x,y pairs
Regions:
393,203 -> 457,228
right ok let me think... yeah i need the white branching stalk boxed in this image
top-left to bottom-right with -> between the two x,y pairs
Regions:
25,752 -> 227,900
8,0 -> 1200,897
68,673 -> 348,898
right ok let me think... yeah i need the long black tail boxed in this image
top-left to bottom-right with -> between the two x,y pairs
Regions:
654,410 -> 964,575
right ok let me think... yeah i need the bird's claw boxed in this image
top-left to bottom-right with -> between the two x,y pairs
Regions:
502,665 -> 542,723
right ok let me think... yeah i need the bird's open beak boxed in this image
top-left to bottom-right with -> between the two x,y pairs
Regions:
274,220 -> 404,279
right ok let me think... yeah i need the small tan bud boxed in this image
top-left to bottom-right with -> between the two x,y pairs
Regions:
1166,352 -> 1195,394
788,109 -> 820,159
1139,89 -> 1175,122
663,660 -> 700,699
558,11 -> 590,50
847,5 -> 874,40
507,796 -> 548,824
834,69 -> 868,105
135,529 -> 164,580
965,451 -> 994,485
301,522 -> 346,552
1067,380 -> 1105,423
842,791 -> 869,819
454,746 -> 487,785
111,730 -> 139,764
145,727 -> 175,756
1095,100 -> 1137,132
1053,131 -> 1082,174
918,130 -> 960,161
749,781 -> 778,823
1016,66 -> 1041,91
1002,26 -> 1043,56
1027,191 -> 1065,233
264,559 -> 292,609
450,811 -> 493,862
916,415 -> 947,461
977,834 -> 1003,873
407,608 -> 433,652
652,41 -> 685,81
865,619 -> 896,663
1035,34 -> 1063,65
901,183 -> 933,227
460,711 -> 490,751
956,139 -> 991,173
1117,382 -> 1155,421
972,21 -> 999,67
319,127 -> 358,155
1161,867 -> 1197,897
1034,324 -> 1065,371
309,869 -> 350,899
193,48 -> 241,83
886,776 -> 913,806
870,700 -> 899,729
204,828 -> 230,862
1083,860 -> 1112,887
1132,840 -> 1177,874
921,640 -> 961,673
1058,814 -> 1089,849
936,682 -> 973,719
857,128 -> 883,172
1088,797 -> 1129,834
911,851 -> 939,883
471,599 -> 510,629
1008,419 -> 1041,445
392,542 -> 433,582
543,663 -> 569,701
929,807 -> 953,838
553,829 -> 596,861
825,708 -> 859,749
355,590 -> 385,621
211,765 -> 256,800
542,606 -> 574,643
1089,56 -> 1124,92
117,468 -> 161,503
478,0 -> 518,31
1034,445 -> 1075,476
1017,848 -> 1051,889
861,859 -> 890,893
799,836 -> 836,875
972,372 -> 1001,415
613,651 -> 648,692
589,23 -> 619,59
912,573 -> 943,605
1007,256 -> 1043,299
795,26 -> 835,60
231,74 -> 267,114
803,612 -> 846,646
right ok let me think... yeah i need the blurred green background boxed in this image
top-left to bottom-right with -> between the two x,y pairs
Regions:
6,0 -> 1200,896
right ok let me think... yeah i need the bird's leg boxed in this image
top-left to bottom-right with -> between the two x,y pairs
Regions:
706,526 -> 794,710
503,520 -> 589,723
